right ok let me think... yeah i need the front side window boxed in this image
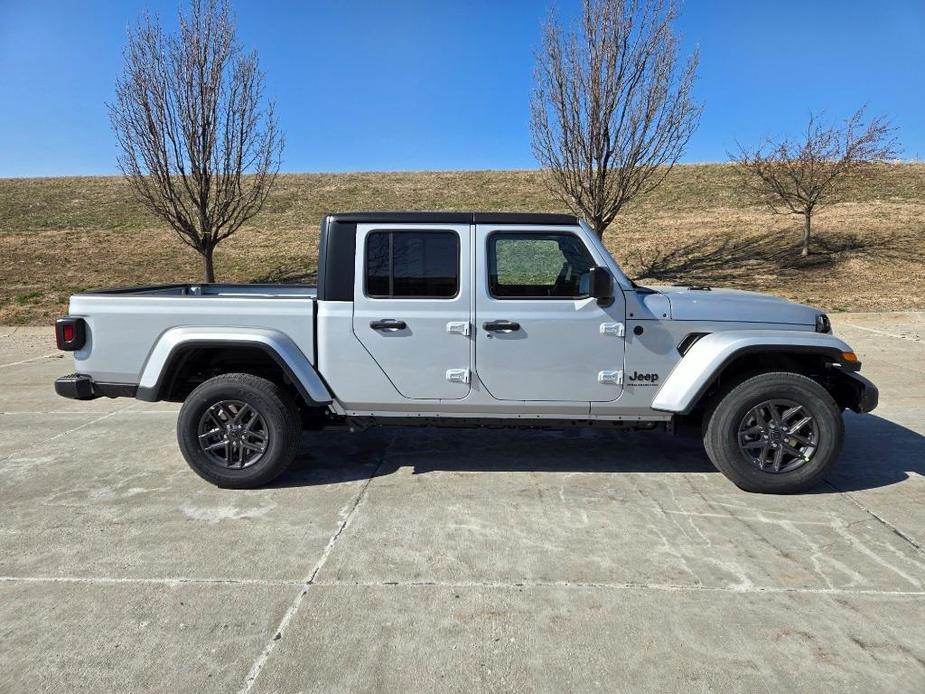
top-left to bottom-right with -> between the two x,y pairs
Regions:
366,230 -> 459,298
488,232 -> 595,299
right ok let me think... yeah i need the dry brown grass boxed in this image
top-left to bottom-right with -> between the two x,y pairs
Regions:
0,163 -> 922,324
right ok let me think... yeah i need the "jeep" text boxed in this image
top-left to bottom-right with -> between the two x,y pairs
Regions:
628,371 -> 659,383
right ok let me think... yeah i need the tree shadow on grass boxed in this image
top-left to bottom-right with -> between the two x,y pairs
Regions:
628,228 -> 922,286
251,263 -> 317,284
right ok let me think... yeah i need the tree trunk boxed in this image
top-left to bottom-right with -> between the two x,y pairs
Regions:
801,211 -> 812,257
592,218 -> 606,239
201,248 -> 215,283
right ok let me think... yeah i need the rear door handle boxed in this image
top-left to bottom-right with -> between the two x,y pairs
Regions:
370,319 -> 407,331
483,320 -> 521,333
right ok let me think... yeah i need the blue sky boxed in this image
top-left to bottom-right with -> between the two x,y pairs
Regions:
0,0 -> 922,177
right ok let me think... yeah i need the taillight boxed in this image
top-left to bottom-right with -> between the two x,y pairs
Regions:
55,317 -> 86,351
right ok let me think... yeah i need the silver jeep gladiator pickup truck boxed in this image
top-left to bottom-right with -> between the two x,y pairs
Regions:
54,212 -> 877,493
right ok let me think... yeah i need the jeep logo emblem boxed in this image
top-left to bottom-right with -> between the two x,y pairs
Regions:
628,371 -> 659,384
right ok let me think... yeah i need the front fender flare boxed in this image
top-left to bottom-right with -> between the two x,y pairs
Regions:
135,326 -> 332,405
651,330 -> 854,414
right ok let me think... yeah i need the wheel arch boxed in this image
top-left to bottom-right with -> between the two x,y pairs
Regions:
136,327 -> 332,407
652,331 -> 857,415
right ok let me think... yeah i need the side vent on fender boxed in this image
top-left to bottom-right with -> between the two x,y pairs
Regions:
677,332 -> 709,356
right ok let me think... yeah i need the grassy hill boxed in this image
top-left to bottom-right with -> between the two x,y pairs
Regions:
0,163 -> 923,324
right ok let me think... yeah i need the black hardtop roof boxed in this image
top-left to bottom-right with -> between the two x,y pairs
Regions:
325,211 -> 580,225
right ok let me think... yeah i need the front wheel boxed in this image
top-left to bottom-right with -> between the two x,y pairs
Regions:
177,373 -> 301,488
703,372 -> 844,494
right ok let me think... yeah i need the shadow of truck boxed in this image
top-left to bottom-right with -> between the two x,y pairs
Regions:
272,413 -> 923,494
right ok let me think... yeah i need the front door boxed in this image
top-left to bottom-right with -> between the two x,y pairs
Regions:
352,223 -> 471,400
474,226 -> 626,402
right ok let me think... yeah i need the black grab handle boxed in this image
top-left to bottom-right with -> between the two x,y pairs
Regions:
370,319 -> 407,331
483,320 -> 521,332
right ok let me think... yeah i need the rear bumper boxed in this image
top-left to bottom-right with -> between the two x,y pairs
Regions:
54,374 -> 137,401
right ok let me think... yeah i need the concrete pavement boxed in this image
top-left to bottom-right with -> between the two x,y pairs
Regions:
0,315 -> 923,693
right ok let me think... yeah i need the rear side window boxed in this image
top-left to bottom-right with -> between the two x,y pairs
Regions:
488,232 -> 595,298
365,230 -> 459,298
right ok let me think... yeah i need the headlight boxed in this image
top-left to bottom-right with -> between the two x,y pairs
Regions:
815,313 -> 831,334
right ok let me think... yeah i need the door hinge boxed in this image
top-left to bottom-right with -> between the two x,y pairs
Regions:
446,368 -> 470,384
598,369 -> 623,385
446,321 -> 471,337
600,322 -> 625,337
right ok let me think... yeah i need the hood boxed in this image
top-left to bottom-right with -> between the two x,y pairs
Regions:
649,286 -> 820,326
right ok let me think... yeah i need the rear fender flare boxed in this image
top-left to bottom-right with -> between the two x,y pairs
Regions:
135,327 -> 332,405
651,330 -> 854,414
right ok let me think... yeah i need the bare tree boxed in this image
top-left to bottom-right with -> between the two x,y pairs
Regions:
531,0 -> 700,238
109,0 -> 282,282
731,108 -> 897,257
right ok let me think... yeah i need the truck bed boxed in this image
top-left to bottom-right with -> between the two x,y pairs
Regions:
80,283 -> 317,299
70,284 -> 317,384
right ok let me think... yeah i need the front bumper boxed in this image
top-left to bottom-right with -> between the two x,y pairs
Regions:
837,370 -> 879,413
54,374 -> 137,400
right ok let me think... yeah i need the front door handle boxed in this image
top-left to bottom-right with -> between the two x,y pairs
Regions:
483,320 -> 521,333
370,319 -> 407,331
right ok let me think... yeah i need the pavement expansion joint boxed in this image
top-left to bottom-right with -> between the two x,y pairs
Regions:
0,403 -> 138,463
824,481 -> 923,554
0,352 -> 60,369
309,579 -> 925,596
2,575 -> 921,598
237,457 -> 386,694
844,323 -> 923,343
0,576 -> 303,587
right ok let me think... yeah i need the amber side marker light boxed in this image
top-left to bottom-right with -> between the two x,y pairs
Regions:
841,352 -> 859,362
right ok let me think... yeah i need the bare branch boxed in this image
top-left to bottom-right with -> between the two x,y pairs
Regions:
531,0 -> 701,237
108,0 -> 283,282
730,107 -> 898,256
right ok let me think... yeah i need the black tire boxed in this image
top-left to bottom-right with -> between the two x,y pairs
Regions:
177,373 -> 301,489
703,371 -> 843,494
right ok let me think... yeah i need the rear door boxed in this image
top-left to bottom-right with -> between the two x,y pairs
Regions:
474,225 -> 626,402
352,223 -> 471,400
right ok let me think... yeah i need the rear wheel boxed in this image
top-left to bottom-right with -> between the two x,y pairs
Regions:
177,373 -> 301,488
703,371 -> 843,494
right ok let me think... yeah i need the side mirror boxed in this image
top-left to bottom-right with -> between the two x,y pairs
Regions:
589,267 -> 614,305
